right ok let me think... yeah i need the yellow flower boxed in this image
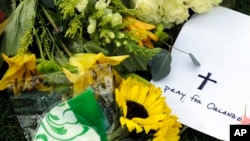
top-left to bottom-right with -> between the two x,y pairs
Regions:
124,16 -> 158,48
115,77 -> 167,134
0,53 -> 52,95
63,53 -> 129,95
152,113 -> 182,141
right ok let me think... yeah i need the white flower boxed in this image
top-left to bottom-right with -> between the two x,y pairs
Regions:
111,13 -> 122,27
95,0 -> 110,10
184,0 -> 222,13
131,0 -> 162,24
75,0 -> 89,12
130,0 -> 221,29
184,0 -> 211,13
87,18 -> 97,34
161,0 -> 189,28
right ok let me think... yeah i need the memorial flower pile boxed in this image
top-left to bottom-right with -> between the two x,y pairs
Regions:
0,0 -> 222,140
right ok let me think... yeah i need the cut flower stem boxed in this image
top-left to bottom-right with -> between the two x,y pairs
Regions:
108,126 -> 130,141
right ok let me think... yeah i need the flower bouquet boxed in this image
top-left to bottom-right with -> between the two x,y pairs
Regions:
0,0 -> 224,140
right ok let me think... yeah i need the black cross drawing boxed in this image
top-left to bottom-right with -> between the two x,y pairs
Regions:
198,72 -> 217,90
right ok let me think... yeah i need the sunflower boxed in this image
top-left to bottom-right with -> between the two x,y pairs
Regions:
115,77 -> 168,134
152,111 -> 182,141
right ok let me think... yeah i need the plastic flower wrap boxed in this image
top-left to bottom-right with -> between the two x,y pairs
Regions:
34,87 -> 107,141
3,63 -> 117,140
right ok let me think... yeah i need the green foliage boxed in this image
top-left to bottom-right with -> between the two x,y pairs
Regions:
1,0 -> 37,66
189,53 -> 201,66
82,41 -> 109,55
150,49 -> 171,81
54,0 -> 80,20
154,24 -> 170,47
65,14 -> 83,38
110,0 -> 138,16
115,41 -> 161,72
18,29 -> 34,54
36,60 -> 61,74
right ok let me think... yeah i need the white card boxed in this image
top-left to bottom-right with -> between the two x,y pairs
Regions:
151,6 -> 250,141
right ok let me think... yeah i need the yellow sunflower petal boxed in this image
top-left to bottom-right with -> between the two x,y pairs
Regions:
137,86 -> 149,104
128,85 -> 139,101
122,104 -> 128,117
153,117 -> 182,141
120,117 -> 143,133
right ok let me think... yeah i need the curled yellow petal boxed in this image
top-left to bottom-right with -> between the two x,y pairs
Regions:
124,16 -> 159,48
69,53 -> 129,71
125,16 -> 156,30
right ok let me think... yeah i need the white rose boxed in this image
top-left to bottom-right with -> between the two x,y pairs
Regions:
161,0 -> 189,28
131,0 -> 162,24
184,0 -> 213,13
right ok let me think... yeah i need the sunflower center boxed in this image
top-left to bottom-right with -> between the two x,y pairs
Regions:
126,100 -> 149,119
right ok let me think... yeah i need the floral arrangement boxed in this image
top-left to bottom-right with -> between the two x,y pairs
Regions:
0,0 -> 222,140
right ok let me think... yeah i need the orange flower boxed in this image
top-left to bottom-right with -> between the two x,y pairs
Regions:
124,16 -> 158,48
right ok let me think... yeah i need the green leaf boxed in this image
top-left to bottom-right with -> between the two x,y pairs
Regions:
150,49 -> 172,81
40,0 -> 54,8
188,53 -> 201,66
115,42 -> 160,72
83,41 -> 109,55
1,0 -> 37,65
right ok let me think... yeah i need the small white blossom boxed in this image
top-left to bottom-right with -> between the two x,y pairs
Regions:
108,31 -> 115,39
76,0 -> 89,12
87,18 -> 97,34
117,32 -> 125,39
111,13 -> 122,27
95,0 -> 110,10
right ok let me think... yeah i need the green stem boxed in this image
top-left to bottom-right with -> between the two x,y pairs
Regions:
179,125 -> 188,135
45,27 -> 56,60
107,126 -> 129,141
40,4 -> 61,33
34,33 -> 44,59
56,36 -> 72,56
54,43 -> 67,65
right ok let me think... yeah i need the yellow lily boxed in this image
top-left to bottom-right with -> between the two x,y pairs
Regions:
63,53 -> 129,95
124,16 -> 158,48
0,53 -> 52,95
